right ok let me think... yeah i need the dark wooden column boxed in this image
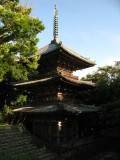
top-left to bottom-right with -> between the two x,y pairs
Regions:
48,121 -> 51,143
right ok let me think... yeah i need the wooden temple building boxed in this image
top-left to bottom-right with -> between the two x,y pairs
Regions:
13,5 -> 99,148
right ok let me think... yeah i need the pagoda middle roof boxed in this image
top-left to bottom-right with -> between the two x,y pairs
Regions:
33,41 -> 95,66
13,73 -> 96,87
13,103 -> 99,114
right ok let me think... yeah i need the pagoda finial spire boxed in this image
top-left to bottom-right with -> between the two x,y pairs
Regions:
54,4 -> 58,41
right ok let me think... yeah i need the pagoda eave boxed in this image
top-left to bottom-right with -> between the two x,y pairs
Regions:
12,74 -> 96,88
13,103 -> 99,115
35,42 -> 95,70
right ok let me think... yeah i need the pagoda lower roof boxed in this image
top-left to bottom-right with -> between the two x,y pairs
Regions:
13,73 -> 96,87
31,41 -> 95,67
13,103 -> 99,114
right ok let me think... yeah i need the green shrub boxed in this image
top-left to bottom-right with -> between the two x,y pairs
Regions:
100,99 -> 120,138
3,105 -> 12,115
0,111 -> 3,122
11,94 -> 27,106
0,105 -> 14,124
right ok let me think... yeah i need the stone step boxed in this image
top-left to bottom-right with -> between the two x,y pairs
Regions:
34,150 -> 48,157
0,128 -> 20,134
18,146 -> 38,155
38,155 -> 56,160
0,126 -> 58,160
0,138 -> 32,147
0,127 -> 12,130
0,141 -> 36,151
0,132 -> 20,137
0,130 -> 31,137
0,130 -> 28,137
0,128 -> 26,133
32,148 -> 46,155
0,141 -> 32,150
0,134 -> 32,142
0,127 -> 28,132
1,139 -> 31,148
20,149 -> 46,158
44,155 -> 56,160
37,152 -> 55,159
21,148 -> 56,160
0,133 -> 25,139
6,145 -> 37,155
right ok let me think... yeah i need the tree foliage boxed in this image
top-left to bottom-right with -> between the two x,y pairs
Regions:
81,61 -> 120,138
0,0 -> 45,82
0,0 -> 45,110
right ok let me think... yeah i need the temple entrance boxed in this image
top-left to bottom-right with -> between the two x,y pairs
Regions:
27,112 -> 99,146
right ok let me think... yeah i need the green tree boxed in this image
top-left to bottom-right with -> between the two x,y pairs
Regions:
81,61 -> 120,138
0,0 -> 45,81
0,0 -> 45,109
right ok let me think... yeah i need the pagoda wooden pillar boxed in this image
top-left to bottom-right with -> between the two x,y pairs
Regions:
71,121 -> 74,140
57,124 -> 60,144
76,120 -> 79,139
48,122 -> 51,143
64,122 -> 67,143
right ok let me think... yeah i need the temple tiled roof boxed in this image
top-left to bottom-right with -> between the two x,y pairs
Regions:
13,73 -> 96,87
13,103 -> 99,114
32,41 -> 95,66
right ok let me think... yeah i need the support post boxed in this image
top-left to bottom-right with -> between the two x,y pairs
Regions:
57,124 -> 60,144
49,122 -> 51,143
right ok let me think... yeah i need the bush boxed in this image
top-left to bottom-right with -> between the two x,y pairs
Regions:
100,99 -> 120,138
3,105 -> 12,115
0,105 -> 13,124
0,111 -> 4,122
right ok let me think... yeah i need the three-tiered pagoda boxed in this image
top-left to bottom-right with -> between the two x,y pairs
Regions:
13,5 -> 98,146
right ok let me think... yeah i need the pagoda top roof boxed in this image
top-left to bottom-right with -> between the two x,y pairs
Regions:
13,103 -> 99,114
30,5 -> 95,68
12,73 -> 96,87
33,41 -> 95,66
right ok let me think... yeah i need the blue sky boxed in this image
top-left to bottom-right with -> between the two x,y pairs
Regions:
21,0 -> 120,77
